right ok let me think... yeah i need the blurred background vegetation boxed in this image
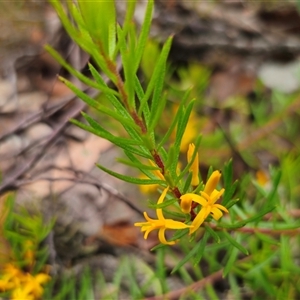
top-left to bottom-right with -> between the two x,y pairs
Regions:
1,0 -> 300,299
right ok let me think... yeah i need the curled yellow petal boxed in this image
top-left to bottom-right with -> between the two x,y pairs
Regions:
210,207 -> 223,220
180,194 -> 193,213
190,207 -> 208,234
204,170 -> 221,196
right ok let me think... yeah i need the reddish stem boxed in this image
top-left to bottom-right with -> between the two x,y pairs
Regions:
152,150 -> 165,174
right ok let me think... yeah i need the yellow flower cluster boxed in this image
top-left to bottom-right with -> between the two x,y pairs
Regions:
135,144 -> 229,245
0,263 -> 50,300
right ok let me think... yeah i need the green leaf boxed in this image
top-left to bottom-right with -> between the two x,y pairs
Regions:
204,224 -> 220,243
266,169 -> 281,206
157,88 -> 191,150
45,46 -> 102,91
134,74 -> 145,103
122,150 -> 160,181
138,36 -> 173,115
148,92 -> 168,133
116,158 -> 158,171
71,119 -> 151,159
96,164 -> 165,185
193,230 -> 210,265
255,232 -> 279,245
148,198 -> 178,209
82,112 -> 140,146
224,198 -> 240,209
170,100 -> 195,177
78,268 -> 94,300
78,0 -> 116,58
219,205 -> 276,229
134,0 -> 154,73
222,231 -> 249,255
222,159 -> 238,206
156,248 -> 168,293
223,245 -> 239,277
182,172 -> 193,194
60,77 -> 138,129
175,135 -> 202,185
134,76 -> 156,145
172,231 -> 208,274
280,235 -> 293,270
88,63 -> 119,97
164,210 -> 188,220
50,1 -> 112,77
117,25 -> 135,109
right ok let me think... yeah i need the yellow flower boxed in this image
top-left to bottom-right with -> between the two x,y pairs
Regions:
21,273 -> 51,298
0,264 -> 23,291
11,286 -> 35,300
134,187 -> 193,245
180,170 -> 228,234
187,143 -> 199,186
0,263 -> 50,300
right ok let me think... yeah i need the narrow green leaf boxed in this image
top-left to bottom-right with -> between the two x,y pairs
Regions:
67,2 -> 113,75
163,210 -> 187,220
149,198 -> 178,209
224,198 -> 240,209
219,205 -> 276,229
171,239 -> 198,273
82,112 -> 140,146
45,46 -> 101,90
182,172 -> 193,194
204,224 -> 220,243
222,231 -> 249,255
123,0 -> 136,34
193,230 -> 210,265
122,150 -> 160,180
117,25 -> 135,109
97,164 -> 165,185
266,169 -> 281,206
60,77 -> 138,129
148,92 -> 168,133
50,0 -> 112,77
156,248 -> 167,293
222,160 -> 238,206
170,100 -> 195,177
116,158 -> 159,171
280,235 -> 293,270
138,36 -> 173,115
71,119 -> 151,158
157,88 -> 191,150
78,268 -> 93,300
134,0 -> 154,73
223,245 -> 238,277
88,63 -> 119,97
255,232 -> 279,245
158,146 -> 168,163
